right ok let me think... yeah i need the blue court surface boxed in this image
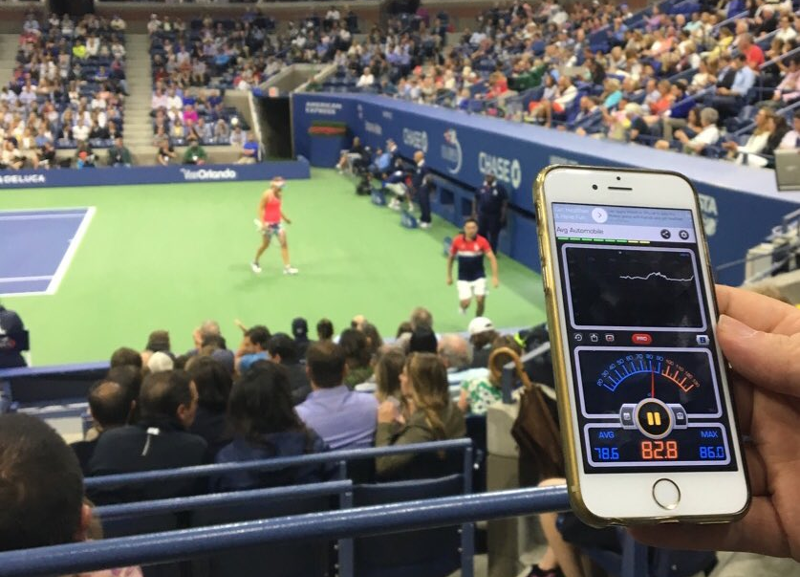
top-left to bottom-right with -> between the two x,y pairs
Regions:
0,207 -> 95,297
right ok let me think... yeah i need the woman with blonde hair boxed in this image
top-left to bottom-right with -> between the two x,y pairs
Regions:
375,352 -> 466,480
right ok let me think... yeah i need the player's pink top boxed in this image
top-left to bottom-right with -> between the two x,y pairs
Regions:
263,194 -> 281,224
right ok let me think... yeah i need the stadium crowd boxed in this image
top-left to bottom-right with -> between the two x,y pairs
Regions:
64,307 -> 523,497
147,13 -> 273,161
311,0 -> 800,167
0,11 -> 128,169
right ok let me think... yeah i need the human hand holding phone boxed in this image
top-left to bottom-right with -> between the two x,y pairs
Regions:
632,285 -> 800,559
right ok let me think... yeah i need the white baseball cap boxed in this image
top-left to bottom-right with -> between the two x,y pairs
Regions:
468,317 -> 494,336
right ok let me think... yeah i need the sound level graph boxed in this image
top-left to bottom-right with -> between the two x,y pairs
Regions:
619,271 -> 694,283
565,245 -> 704,329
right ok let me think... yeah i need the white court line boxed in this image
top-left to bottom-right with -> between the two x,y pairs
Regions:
0,275 -> 53,283
0,290 -> 48,298
46,206 -> 96,296
0,213 -> 85,221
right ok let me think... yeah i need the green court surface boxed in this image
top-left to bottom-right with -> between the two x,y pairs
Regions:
0,169 -> 546,366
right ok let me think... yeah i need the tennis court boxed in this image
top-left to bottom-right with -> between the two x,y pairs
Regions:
0,170 -> 546,365
0,208 -> 95,297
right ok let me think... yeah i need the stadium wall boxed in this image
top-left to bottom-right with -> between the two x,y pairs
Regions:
291,92 -> 800,285
0,159 -> 309,190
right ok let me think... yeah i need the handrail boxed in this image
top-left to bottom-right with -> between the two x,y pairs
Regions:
761,44 -> 800,71
84,439 -> 472,488
0,361 -> 108,380
0,485 -> 570,577
712,10 -> 749,34
94,480 -> 353,519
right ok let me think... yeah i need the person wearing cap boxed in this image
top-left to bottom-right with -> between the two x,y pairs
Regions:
458,336 -> 522,415
147,351 -> 174,374
252,176 -> 299,276
446,218 -> 500,317
469,317 -> 499,369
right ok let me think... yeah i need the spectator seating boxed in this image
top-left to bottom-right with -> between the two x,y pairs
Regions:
83,441 -> 474,577
147,15 -> 260,148
96,481 -> 352,577
318,0 -> 800,168
6,13 -> 128,157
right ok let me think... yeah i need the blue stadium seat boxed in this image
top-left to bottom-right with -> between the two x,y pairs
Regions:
191,494 -> 338,577
353,475 -> 464,577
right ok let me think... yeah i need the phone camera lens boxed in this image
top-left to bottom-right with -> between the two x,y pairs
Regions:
592,184 -> 598,190
616,176 -> 621,181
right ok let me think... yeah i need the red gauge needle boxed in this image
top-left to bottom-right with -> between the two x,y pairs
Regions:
651,369 -> 655,399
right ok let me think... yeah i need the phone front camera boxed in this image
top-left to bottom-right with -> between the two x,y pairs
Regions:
592,184 -> 598,190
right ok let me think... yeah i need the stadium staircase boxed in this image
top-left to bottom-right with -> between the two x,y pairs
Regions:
0,34 -> 20,87
124,33 -> 156,165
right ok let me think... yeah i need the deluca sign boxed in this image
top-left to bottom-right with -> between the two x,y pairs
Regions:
441,129 -> 462,175
0,174 -> 45,185
478,152 -> 522,189
180,168 -> 237,181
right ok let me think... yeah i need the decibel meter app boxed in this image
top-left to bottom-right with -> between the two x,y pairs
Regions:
552,203 -> 737,474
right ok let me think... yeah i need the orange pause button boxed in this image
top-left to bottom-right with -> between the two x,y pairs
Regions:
646,412 -> 662,427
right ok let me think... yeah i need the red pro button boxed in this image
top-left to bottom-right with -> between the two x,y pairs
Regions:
632,333 -> 652,345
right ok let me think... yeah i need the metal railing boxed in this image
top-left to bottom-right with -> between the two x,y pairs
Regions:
0,485 -> 571,577
84,438 -> 473,488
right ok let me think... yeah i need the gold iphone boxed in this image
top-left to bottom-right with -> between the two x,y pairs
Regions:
534,165 -> 750,526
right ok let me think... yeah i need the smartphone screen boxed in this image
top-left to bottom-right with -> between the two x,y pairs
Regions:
551,202 -> 738,474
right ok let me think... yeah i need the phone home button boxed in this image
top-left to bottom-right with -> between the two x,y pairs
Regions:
652,479 -> 681,510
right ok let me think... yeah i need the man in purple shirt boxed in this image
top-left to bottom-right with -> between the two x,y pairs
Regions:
296,341 -> 378,450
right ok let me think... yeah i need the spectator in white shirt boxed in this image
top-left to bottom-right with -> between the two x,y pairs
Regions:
151,88 -> 168,110
722,107 -> 774,166
1,88 -> 17,106
147,14 -> 161,35
73,124 -> 90,142
357,67 -> 375,87
779,110 -> 800,149
22,13 -> 39,34
111,15 -> 126,31
230,125 -> 246,147
18,86 -> 36,108
166,88 -> 183,112
86,35 -> 100,57
111,40 -> 125,60
674,107 -> 720,154
776,15 -> 798,43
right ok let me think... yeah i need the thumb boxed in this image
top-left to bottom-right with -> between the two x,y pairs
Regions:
717,314 -> 800,398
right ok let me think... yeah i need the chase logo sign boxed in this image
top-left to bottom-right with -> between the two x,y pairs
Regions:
479,152 -> 522,189
441,129 -> 462,175
698,193 -> 718,236
402,128 -> 428,153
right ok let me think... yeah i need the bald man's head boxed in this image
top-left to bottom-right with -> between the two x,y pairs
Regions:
88,379 -> 134,431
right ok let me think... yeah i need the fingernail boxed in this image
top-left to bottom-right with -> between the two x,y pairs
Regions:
718,315 -> 758,339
